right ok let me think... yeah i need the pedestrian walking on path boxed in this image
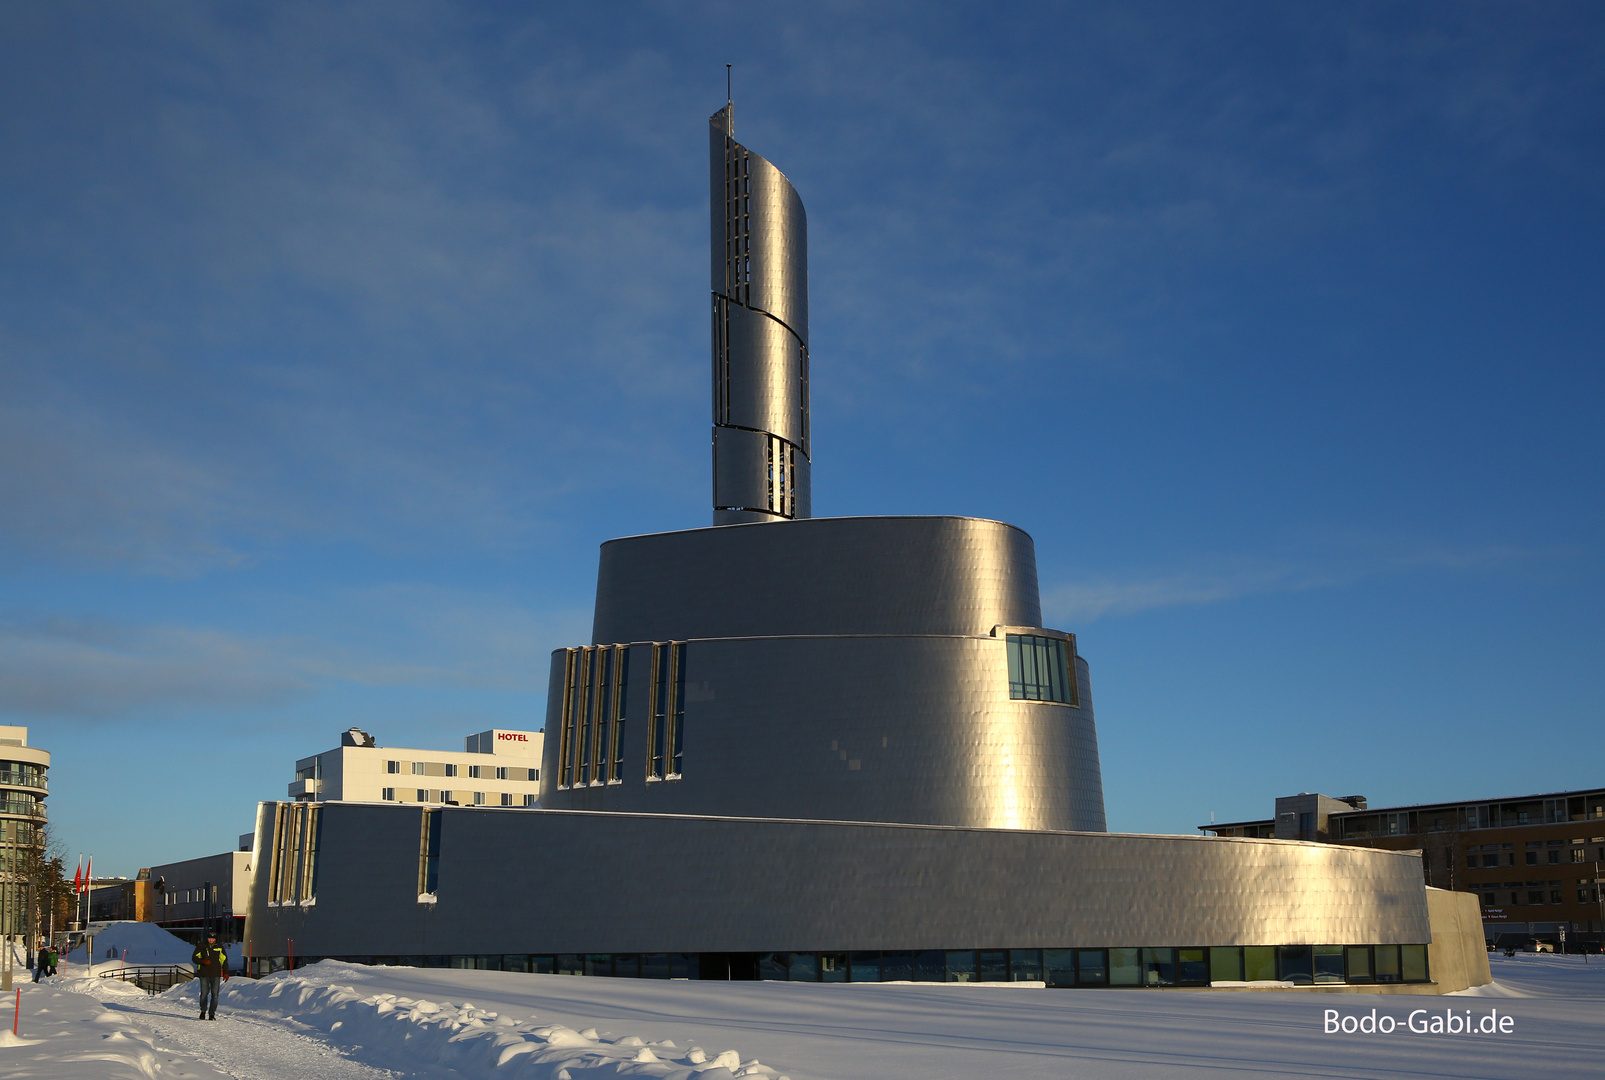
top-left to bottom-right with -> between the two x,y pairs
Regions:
192,932 -> 229,1020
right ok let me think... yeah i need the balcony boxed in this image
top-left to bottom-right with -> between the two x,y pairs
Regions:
0,798 -> 44,819
0,771 -> 45,791
287,778 -> 322,798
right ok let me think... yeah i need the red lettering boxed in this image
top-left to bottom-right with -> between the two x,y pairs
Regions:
496,732 -> 528,742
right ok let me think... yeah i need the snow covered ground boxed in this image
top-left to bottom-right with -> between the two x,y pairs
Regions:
2,951 -> 1600,1079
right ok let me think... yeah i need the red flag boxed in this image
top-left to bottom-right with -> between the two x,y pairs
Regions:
83,857 -> 92,893
73,862 -> 82,894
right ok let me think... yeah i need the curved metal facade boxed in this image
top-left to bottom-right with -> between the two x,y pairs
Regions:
592,516 -> 1039,644
710,103 -> 810,525
543,633 -> 1105,831
248,803 -> 1433,957
546,516 -> 1106,831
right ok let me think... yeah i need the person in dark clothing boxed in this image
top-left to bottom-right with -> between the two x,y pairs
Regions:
192,932 -> 230,1019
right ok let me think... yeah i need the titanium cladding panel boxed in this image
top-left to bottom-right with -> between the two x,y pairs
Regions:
543,634 -> 1106,832
710,103 -> 811,525
246,801 -> 1432,958
592,515 -> 1040,643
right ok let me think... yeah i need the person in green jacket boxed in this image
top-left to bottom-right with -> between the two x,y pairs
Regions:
192,931 -> 229,1020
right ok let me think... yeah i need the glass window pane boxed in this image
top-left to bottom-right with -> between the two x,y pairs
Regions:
1243,946 -> 1276,982
556,954 -> 583,976
1109,948 -> 1140,986
1374,945 -> 1400,983
945,950 -> 977,983
1043,949 -> 1076,987
1009,949 -> 1043,982
1209,947 -> 1242,983
978,950 -> 1008,982
1277,945 -> 1313,985
1401,944 -> 1428,982
1344,946 -> 1372,983
1313,945 -> 1344,984
787,953 -> 817,982
759,953 -> 788,981
820,952 -> 847,982
1075,949 -> 1107,986
1141,948 -> 1175,987
850,951 -> 881,983
613,954 -> 640,978
1177,948 -> 1208,985
911,951 -> 944,982
881,952 -> 913,981
641,954 -> 670,979
584,954 -> 611,977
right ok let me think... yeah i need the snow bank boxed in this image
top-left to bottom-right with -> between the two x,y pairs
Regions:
202,962 -> 793,1080
67,921 -> 193,966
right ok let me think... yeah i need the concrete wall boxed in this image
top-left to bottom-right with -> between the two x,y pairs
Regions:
246,802 -> 1430,963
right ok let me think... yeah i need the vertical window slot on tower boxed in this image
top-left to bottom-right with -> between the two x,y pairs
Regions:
593,647 -> 612,785
610,647 -> 628,781
671,642 -> 686,776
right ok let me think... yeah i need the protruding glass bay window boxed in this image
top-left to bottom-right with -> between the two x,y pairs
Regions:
1005,633 -> 1078,705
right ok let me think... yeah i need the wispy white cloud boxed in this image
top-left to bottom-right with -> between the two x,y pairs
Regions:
0,589 -> 590,721
1043,541 -> 1555,623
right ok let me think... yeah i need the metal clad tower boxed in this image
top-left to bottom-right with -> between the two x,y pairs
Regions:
710,103 -> 811,525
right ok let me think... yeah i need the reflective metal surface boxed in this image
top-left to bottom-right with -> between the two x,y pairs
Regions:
710,103 -> 810,524
592,516 -> 1040,643
246,802 -> 1432,957
543,633 -> 1105,832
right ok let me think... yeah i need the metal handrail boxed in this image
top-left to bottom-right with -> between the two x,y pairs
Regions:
0,800 -> 44,818
0,771 -> 46,790
100,964 -> 195,995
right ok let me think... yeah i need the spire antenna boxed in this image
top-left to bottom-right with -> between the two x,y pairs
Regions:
726,63 -> 732,105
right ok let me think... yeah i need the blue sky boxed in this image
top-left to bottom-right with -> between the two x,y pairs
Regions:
2,2 -> 1601,875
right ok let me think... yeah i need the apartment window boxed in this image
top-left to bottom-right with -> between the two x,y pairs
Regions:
382,787 -> 396,801
417,788 -> 428,802
473,792 -> 485,806
468,765 -> 482,779
441,790 -> 453,804
1005,634 -> 1077,704
418,810 -> 441,897
444,763 -> 457,778
1482,892 -> 1496,906
1580,888 -> 1596,904
1525,851 -> 1538,865
1574,848 -> 1586,863
523,794 -> 537,807
1550,889 -> 1564,904
496,767 -> 508,781
501,794 -> 513,807
387,761 -> 401,774
648,642 -> 686,780
1528,890 -> 1545,904
412,762 -> 425,776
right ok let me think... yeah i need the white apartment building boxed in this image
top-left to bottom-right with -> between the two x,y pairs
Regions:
289,728 -> 544,808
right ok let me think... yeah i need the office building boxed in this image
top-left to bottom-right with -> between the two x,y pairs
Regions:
242,102 -> 1488,993
0,726 -> 48,937
289,727 -> 543,809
